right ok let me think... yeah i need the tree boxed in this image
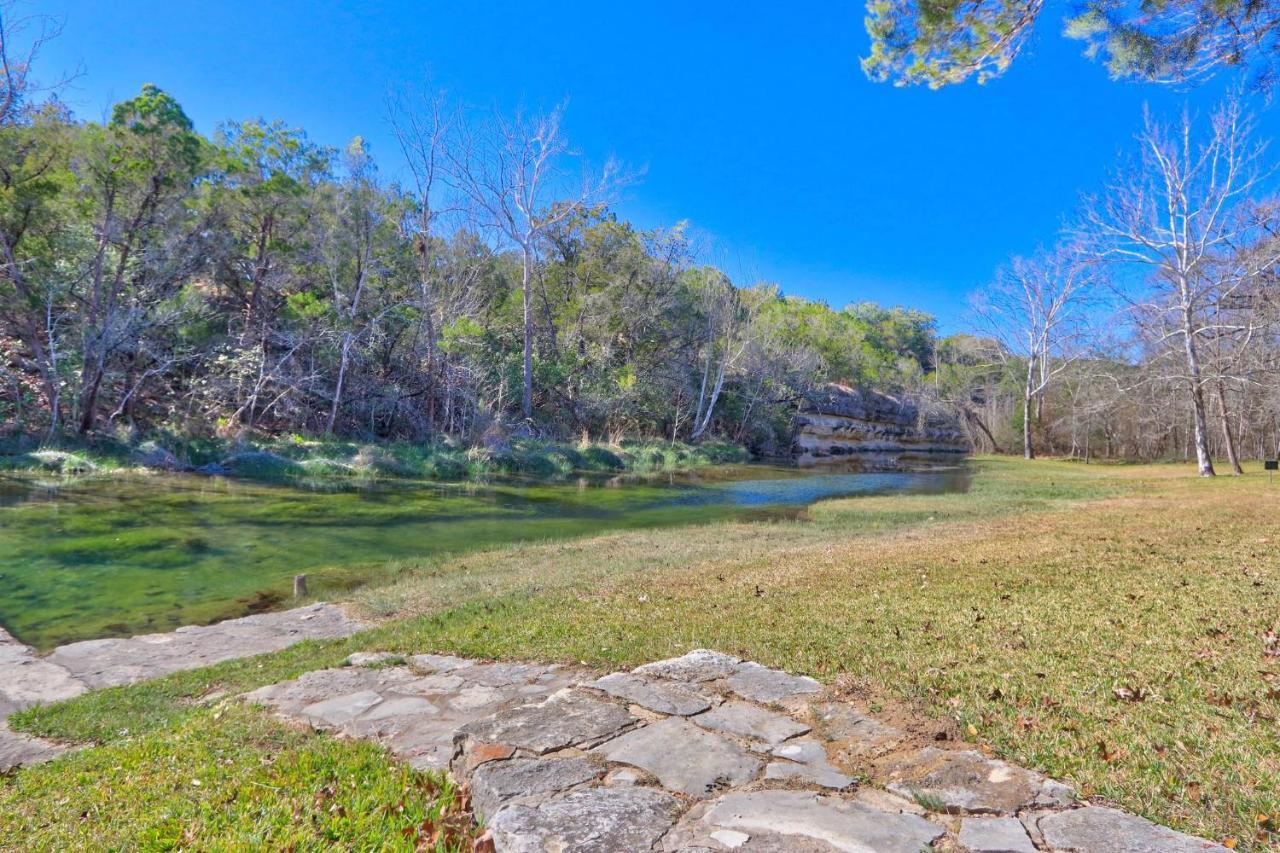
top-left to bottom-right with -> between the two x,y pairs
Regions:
72,84 -> 206,433
973,245 -> 1093,459
447,103 -> 626,421
863,0 -> 1280,88
1082,97 -> 1279,476
387,85 -> 455,432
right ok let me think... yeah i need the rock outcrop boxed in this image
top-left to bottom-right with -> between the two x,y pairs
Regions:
793,383 -> 968,468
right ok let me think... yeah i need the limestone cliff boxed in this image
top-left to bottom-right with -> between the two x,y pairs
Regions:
793,384 -> 968,468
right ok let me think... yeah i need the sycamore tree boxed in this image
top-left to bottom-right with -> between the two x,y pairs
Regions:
1081,97 -> 1278,476
863,0 -> 1280,88
972,244 -> 1094,459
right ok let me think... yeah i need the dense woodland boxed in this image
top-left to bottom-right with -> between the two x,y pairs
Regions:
3,10 -> 1280,474
0,75 -> 939,455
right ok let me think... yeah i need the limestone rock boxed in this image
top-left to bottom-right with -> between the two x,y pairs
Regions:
344,651 -> 401,667
771,737 -> 829,764
1036,806 -> 1230,853
595,717 -> 761,798
300,689 -> 384,727
725,662 -> 820,705
456,662 -> 558,688
692,700 -> 809,747
0,724 -> 67,771
665,790 -> 944,852
763,761 -> 853,790
709,829 -> 750,849
587,672 -> 711,716
244,666 -> 417,714
880,747 -> 1043,814
458,690 -> 634,755
959,816 -> 1038,853
409,653 -> 471,673
487,786 -> 680,852
793,384 -> 967,468
49,603 -> 363,689
471,756 -> 603,821
633,649 -> 742,683
811,702 -> 904,759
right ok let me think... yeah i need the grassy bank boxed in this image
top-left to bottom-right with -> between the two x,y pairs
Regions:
0,433 -> 748,483
5,458 -> 1279,849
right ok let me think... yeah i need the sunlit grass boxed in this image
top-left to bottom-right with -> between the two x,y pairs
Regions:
8,457 -> 1279,848
0,703 -> 475,851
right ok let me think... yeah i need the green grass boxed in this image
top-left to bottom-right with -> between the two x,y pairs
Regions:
6,457 -> 1279,848
0,703 -> 475,851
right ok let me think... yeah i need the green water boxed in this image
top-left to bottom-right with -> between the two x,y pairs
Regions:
0,465 -> 969,650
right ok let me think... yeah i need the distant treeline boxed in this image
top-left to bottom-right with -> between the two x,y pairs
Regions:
0,83 -> 938,454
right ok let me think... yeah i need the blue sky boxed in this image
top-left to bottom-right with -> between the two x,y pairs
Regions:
36,0 -> 1266,330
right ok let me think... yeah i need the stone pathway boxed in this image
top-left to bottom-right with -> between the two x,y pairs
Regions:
0,603 -> 364,769
247,649 -> 1228,852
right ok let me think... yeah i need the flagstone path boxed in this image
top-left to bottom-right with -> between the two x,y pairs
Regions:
0,603 -> 364,769
246,648 -> 1229,853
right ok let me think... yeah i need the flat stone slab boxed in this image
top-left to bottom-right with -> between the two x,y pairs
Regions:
663,790 -> 944,852
764,760 -> 854,790
960,816 -> 1037,853
587,672 -> 711,715
0,723 -> 68,771
458,689 -> 635,754
488,786 -> 681,852
880,747 -> 1044,814
725,662 -> 821,705
692,700 -> 809,748
595,717 -> 761,798
46,603 -> 365,689
1036,806 -> 1232,853
471,756 -> 604,821
0,628 -> 88,718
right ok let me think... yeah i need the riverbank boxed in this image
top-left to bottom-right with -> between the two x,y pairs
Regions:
3,459 -> 1277,848
0,433 -> 750,483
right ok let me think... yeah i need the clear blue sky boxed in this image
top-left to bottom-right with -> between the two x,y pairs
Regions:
36,0 -> 1265,330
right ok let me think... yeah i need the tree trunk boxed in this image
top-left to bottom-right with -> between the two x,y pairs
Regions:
1214,380 -> 1243,475
1181,304 -> 1215,477
327,333 -> 353,435
1022,357 -> 1035,460
520,244 -> 534,420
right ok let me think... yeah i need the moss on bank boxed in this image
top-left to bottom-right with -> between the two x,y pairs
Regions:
0,433 -> 749,484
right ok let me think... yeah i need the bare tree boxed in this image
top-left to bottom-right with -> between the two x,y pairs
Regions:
1082,97 -> 1278,476
689,268 -> 757,441
974,245 -> 1094,458
388,85 -> 455,430
446,103 -> 627,420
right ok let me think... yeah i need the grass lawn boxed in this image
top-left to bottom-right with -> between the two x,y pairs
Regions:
4,457 -> 1279,849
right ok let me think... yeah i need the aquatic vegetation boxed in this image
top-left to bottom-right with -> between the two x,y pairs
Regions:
0,465 -> 967,649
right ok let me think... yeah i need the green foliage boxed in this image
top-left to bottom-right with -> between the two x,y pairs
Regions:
0,81 -> 942,453
863,0 -> 1280,87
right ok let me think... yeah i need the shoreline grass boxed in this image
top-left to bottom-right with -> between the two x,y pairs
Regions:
5,457 -> 1279,848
